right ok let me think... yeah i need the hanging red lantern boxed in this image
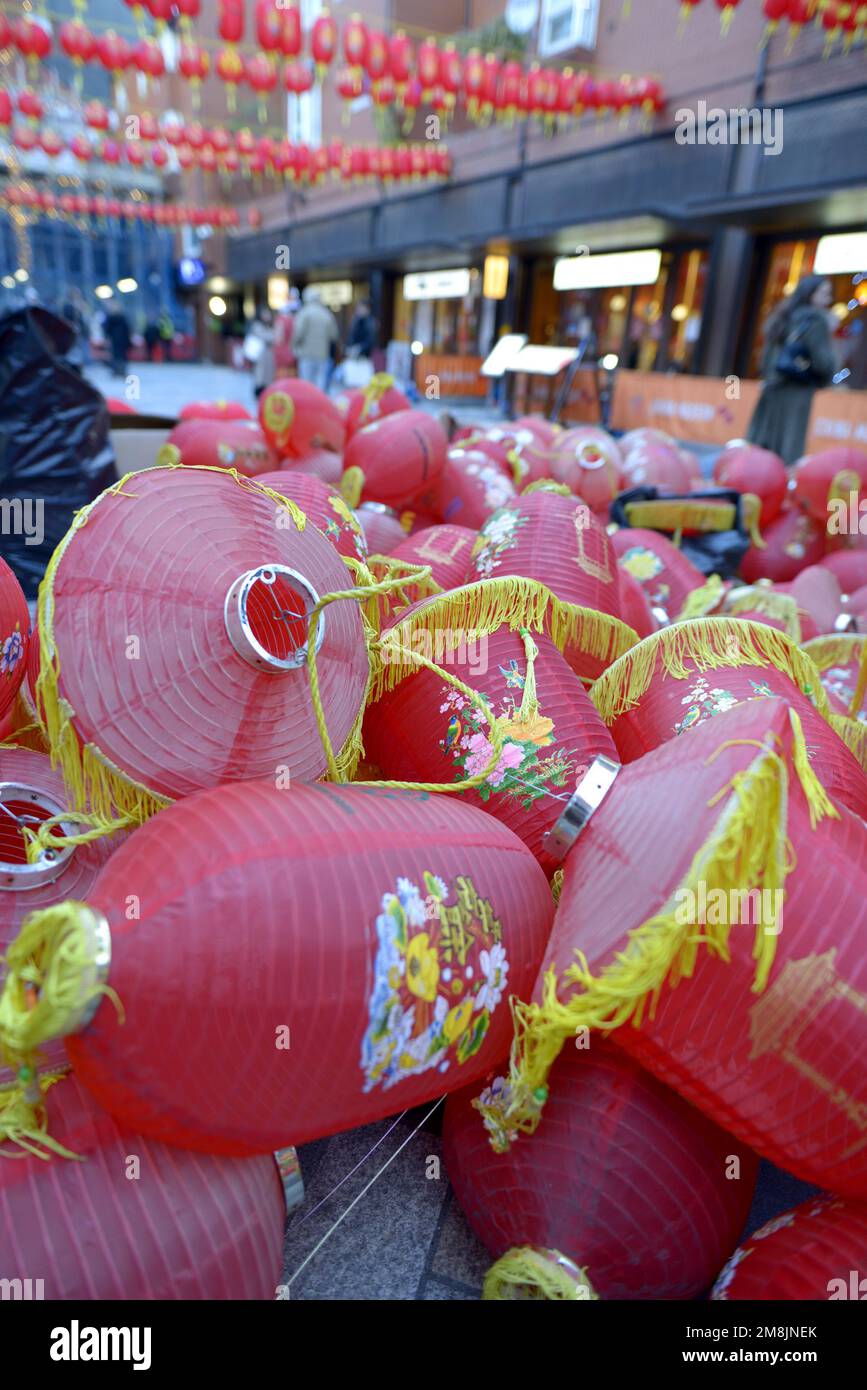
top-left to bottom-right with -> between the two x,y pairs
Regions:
259,378 -> 345,458
13,125 -> 39,155
284,59 -> 314,95
716,0 -> 742,34
183,120 -> 206,151
69,133 -> 93,163
175,0 -> 201,33
217,46 -> 247,111
11,17 -> 53,76
22,466 -> 370,817
0,557 -> 30,724
761,0 -> 791,44
280,2 -> 302,58
0,783 -> 554,1154
179,41 -> 210,109
247,52 -> 278,121
372,74 -> 395,109
0,91 -> 11,128
17,89 -> 44,123
199,146 -> 218,173
147,0 -> 174,30
342,12 -> 369,77
364,27 -> 389,94
126,140 -> 146,168
388,29 -> 414,103
343,411 -> 447,512
311,10 -> 337,80
785,0 -> 813,48
417,35 -> 441,99
151,144 -> 169,169
401,76 -> 422,129
497,59 -> 523,123
221,146 -> 241,176
0,1072 -> 285,1298
463,47 -> 486,121
39,129 -> 64,160
137,111 -> 160,142
445,1041 -> 757,1300
123,0 -> 149,36
713,1195 -> 867,1301
161,116 -> 184,147
255,0 -> 284,58
58,19 -> 96,92
481,694 -> 867,1196
174,143 -> 194,170
821,0 -> 844,54
336,64 -> 363,109
209,125 -> 232,154
678,0 -> 705,31
440,43 -> 464,116
96,30 -> 132,103
219,0 -> 246,43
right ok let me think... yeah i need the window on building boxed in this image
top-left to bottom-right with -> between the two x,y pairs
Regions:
539,0 -> 600,56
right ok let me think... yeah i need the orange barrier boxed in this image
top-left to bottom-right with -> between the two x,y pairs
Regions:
611,370 -> 761,444
415,354 -> 489,398
804,388 -> 867,455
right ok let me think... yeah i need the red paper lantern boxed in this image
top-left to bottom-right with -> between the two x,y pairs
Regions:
254,470 -> 367,564
96,30 -> 132,95
284,59 -> 314,95
311,11 -> 337,79
792,446 -> 867,524
550,428 -> 625,514
713,443 -> 787,526
740,505 -> 825,583
282,448 -> 344,487
179,41 -> 210,107
148,0 -> 175,28
486,694 -> 867,1195
0,557 -> 30,722
39,129 -> 64,160
83,100 -> 110,133
218,0 -> 246,43
820,548 -> 867,593
364,27 -> 389,86
217,46 -> 247,111
334,374 -> 411,437
11,17 -> 53,72
58,19 -> 96,90
713,1195 -> 867,1301
716,0 -> 742,35
2,786 -> 555,1154
175,0 -> 201,30
589,616 -> 867,820
445,1041 -> 757,1300
389,29 -> 414,101
0,1072 -> 284,1299
435,448 -> 518,531
385,524 -> 478,595
355,503 -> 407,555
344,411 -> 447,511
255,0 -> 283,54
366,615 -> 618,874
611,526 -> 717,622
342,12 -> 369,75
27,467 -> 370,810
0,91 -> 12,128
786,0 -> 812,46
162,419 -> 274,476
151,144 -> 168,169
247,52 -> 278,120
17,89 -> 44,123
13,125 -> 38,155
336,64 -> 363,105
280,2 -> 301,58
259,379 -> 346,458
467,492 -> 636,684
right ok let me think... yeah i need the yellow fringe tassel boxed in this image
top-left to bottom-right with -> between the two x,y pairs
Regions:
590,618 -> 831,727
483,1248 -> 598,1301
724,587 -> 803,642
521,480 -> 572,497
478,737 -> 805,1150
340,466 -> 365,509
369,578 -> 638,704
624,499 -> 736,534
0,1070 -> 82,1161
831,712 -> 867,772
803,634 -> 867,719
788,707 -> 840,828
550,868 -> 564,905
676,575 -> 725,622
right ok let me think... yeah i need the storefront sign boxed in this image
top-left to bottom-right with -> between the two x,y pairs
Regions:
553,249 -> 662,292
611,370 -> 761,444
804,389 -> 867,453
307,280 -> 354,308
415,354 -> 488,397
404,269 -> 471,301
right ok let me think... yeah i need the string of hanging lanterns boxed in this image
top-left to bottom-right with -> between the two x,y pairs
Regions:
673,0 -> 866,48
0,182 -> 244,228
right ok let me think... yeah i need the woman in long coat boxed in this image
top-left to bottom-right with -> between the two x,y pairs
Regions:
748,273 -> 837,464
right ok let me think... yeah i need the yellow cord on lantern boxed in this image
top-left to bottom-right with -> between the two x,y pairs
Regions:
483,1248 -> 598,1301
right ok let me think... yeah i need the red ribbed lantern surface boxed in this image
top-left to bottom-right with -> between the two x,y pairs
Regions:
792,446 -> 867,523
435,447 -> 517,529
611,526 -> 715,622
355,503 -> 407,555
178,399 -> 253,422
712,1196 -> 867,1301
160,419 -> 275,476
259,378 -> 345,459
344,410 -> 447,510
335,374 -> 410,438
0,1072 -> 284,1299
444,1041 -> 757,1300
740,505 -> 825,583
365,620 -> 617,874
549,428 -> 624,515
713,444 -> 787,526
617,566 -> 660,639
36,466 -> 369,807
6,785 -> 554,1154
253,469 -> 367,564
501,697 -> 867,1195
0,556 -> 30,720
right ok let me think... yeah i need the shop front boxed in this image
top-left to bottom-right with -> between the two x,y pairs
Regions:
392,266 -> 494,399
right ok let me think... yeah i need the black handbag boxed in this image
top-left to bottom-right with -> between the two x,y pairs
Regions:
609,486 -> 752,580
774,321 -> 816,384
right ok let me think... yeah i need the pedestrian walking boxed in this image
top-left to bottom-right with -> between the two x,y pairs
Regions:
245,306 -> 277,399
292,287 -> 338,394
748,273 -> 838,464
103,302 -> 132,378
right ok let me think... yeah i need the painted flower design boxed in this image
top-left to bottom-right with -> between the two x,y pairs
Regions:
476,943 -> 509,1013
361,872 -> 507,1093
673,676 -> 739,736
621,545 -> 663,582
0,625 -> 24,679
472,508 -> 528,579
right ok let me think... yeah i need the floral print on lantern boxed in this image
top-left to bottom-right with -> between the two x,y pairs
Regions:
620,545 -> 670,610
673,675 -> 739,737
0,623 -> 24,681
438,679 -> 579,809
360,871 -> 509,1092
472,508 -> 528,579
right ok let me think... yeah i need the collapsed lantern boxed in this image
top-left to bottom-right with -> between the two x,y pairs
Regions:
29,466 -> 370,825
712,1196 -> 867,1302
444,1040 -> 757,1300
0,784 -> 554,1155
480,696 -> 867,1196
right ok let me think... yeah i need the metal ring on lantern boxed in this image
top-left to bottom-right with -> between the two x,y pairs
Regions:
0,783 -> 77,892
223,565 -> 326,673
541,755 -> 621,864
